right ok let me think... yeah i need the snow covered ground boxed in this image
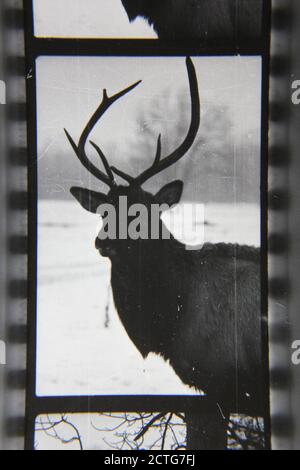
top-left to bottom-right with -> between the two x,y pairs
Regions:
37,200 -> 260,397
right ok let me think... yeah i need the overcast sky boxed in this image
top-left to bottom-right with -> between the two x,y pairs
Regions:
34,0 -> 157,38
36,56 -> 262,168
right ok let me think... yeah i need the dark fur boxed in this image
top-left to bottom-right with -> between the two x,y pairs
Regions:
69,56 -> 265,443
121,0 -> 263,40
111,230 -> 263,417
72,183 -> 265,421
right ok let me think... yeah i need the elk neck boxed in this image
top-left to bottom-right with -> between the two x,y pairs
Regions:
109,229 -> 188,358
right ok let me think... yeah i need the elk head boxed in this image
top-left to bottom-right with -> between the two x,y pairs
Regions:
64,57 -> 200,260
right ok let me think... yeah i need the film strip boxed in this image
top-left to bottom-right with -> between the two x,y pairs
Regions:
0,0 -> 27,451
0,0 -> 299,450
289,1 -> 300,449
269,0 -> 294,450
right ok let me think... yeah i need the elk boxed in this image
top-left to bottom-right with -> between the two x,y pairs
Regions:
121,0 -> 263,41
65,58 -> 265,449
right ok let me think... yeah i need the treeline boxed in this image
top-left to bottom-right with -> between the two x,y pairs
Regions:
39,92 -> 260,204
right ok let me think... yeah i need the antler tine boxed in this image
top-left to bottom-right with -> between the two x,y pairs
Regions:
111,166 -> 135,184
134,57 -> 200,186
89,141 -> 116,185
64,129 -> 113,186
65,80 -> 142,188
153,134 -> 162,166
109,134 -> 162,186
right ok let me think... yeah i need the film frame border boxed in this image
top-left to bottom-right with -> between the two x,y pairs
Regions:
26,0 -> 272,451
3,0 -> 292,450
0,0 -> 27,451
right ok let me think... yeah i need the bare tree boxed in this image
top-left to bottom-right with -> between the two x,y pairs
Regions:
35,412 -> 264,450
125,89 -> 259,203
228,416 -> 264,450
35,414 -> 83,450
91,412 -> 186,451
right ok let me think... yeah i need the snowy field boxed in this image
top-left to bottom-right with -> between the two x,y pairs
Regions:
37,200 -> 260,397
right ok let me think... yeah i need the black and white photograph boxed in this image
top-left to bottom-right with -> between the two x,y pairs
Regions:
35,53 -> 267,444
33,0 -> 264,41
7,0 -> 300,454
16,0 -> 274,452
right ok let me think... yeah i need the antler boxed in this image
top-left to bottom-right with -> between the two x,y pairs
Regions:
65,58 -> 199,189
111,57 -> 200,186
135,57 -> 200,185
64,80 -> 141,188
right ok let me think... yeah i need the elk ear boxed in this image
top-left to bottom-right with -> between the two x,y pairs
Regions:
70,187 -> 108,214
154,180 -> 184,209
